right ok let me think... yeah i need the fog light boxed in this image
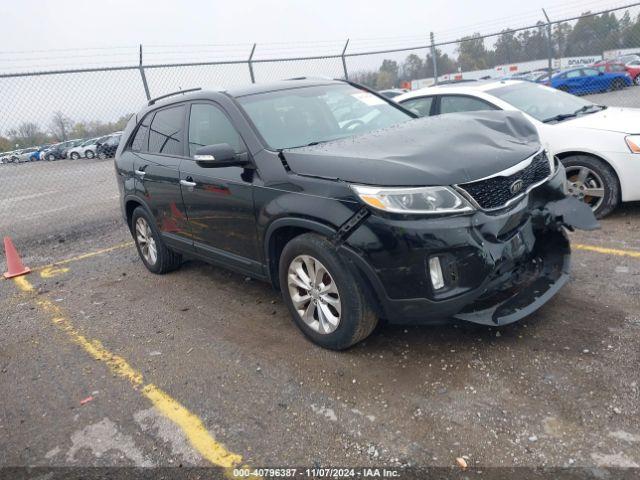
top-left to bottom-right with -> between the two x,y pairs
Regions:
429,256 -> 445,290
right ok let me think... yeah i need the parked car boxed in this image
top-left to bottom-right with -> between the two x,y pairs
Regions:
67,137 -> 100,159
115,79 -> 596,350
616,53 -> 640,64
61,139 -> 85,158
96,134 -> 121,159
378,88 -> 408,99
624,59 -> 640,85
396,80 -> 640,217
0,150 -> 17,164
43,140 -> 76,161
15,147 -> 40,163
543,67 -> 632,95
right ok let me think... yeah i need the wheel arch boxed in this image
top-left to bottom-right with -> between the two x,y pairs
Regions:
264,217 -> 337,290
124,195 -> 153,233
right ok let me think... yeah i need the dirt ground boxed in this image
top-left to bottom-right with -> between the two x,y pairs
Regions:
1,193 -> 639,479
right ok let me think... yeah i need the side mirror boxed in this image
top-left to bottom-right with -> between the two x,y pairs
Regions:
194,143 -> 248,167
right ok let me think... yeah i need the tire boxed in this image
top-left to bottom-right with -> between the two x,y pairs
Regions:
70,152 -> 80,160
98,152 -> 107,159
634,75 -> 640,86
85,150 -> 95,159
611,78 -> 626,91
558,85 -> 570,93
561,155 -> 620,219
279,233 -> 378,350
131,206 -> 182,274
46,154 -> 56,161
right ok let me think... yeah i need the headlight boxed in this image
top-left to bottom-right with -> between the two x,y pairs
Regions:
625,135 -> 640,154
351,185 -> 474,214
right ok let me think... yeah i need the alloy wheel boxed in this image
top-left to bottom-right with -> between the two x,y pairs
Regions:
565,166 -> 605,211
287,255 -> 341,334
135,217 -> 158,265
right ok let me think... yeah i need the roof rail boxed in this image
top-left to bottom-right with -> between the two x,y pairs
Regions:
148,87 -> 202,106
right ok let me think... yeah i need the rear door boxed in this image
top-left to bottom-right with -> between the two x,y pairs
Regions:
179,101 -> 261,275
130,104 -> 193,251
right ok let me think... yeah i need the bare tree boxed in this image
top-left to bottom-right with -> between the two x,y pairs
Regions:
49,111 -> 73,141
6,122 -> 46,147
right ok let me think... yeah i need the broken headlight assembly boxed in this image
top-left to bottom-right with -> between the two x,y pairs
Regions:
351,185 -> 474,214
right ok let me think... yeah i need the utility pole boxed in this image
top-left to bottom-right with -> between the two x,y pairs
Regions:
341,39 -> 350,80
248,43 -> 257,84
430,32 -> 438,85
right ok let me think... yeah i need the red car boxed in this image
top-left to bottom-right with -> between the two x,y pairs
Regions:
625,59 -> 640,85
593,60 -> 640,86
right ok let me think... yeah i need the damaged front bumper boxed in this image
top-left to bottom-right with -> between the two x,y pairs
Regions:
339,166 -> 599,326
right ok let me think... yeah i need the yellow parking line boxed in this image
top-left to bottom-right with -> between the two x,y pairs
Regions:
34,242 -> 134,271
12,275 -> 243,469
573,243 -> 640,259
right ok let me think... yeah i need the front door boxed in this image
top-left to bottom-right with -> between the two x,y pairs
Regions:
179,102 -> 261,275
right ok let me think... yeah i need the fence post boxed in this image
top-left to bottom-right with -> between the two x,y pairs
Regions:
248,43 -> 257,84
341,39 -> 350,80
430,32 -> 438,85
139,44 -> 151,101
542,9 -> 554,81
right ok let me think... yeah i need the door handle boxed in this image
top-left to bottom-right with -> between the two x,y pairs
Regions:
180,179 -> 197,187
134,169 -> 146,177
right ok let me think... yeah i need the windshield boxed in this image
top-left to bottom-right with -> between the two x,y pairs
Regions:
489,82 -> 595,122
237,84 -> 413,149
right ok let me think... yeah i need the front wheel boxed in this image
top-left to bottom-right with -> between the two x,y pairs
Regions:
562,155 -> 620,218
98,152 -> 107,159
634,75 -> 640,86
85,150 -> 95,159
70,152 -> 80,160
46,154 -> 55,161
279,233 -> 378,350
131,207 -> 182,274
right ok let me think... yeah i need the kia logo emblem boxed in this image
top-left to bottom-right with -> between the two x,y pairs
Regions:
510,179 -> 524,194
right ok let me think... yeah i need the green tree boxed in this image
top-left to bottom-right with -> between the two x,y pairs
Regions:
425,49 -> 458,77
400,54 -> 425,82
378,59 -> 399,87
494,29 -> 522,64
457,34 -> 489,71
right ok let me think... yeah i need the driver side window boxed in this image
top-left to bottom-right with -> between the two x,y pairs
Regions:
188,104 -> 246,157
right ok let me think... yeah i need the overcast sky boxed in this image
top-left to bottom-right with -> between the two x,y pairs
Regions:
0,0 -> 631,134
0,0 -> 628,55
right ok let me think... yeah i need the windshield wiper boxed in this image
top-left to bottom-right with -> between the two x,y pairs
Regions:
542,104 -> 607,124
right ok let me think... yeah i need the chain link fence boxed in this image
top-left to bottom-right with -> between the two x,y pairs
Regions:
1,3 -> 639,245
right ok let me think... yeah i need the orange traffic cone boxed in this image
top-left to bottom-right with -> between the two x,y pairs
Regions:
3,237 -> 31,279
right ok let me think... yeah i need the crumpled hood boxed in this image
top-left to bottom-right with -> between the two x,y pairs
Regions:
283,110 -> 540,186
564,107 -> 640,134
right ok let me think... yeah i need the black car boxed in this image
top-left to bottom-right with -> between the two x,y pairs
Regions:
44,140 -> 76,161
115,79 -> 597,350
96,134 -> 121,159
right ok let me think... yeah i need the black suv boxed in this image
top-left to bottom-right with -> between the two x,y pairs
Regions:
115,79 -> 597,350
97,133 -> 121,159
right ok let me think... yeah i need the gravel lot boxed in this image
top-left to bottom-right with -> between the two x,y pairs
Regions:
1,87 -> 639,477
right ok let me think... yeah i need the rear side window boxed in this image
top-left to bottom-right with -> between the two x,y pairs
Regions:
131,114 -> 152,152
400,96 -> 434,117
440,96 -> 497,115
148,105 -> 185,155
188,104 -> 245,157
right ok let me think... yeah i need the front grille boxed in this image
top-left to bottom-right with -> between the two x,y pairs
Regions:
458,151 -> 551,210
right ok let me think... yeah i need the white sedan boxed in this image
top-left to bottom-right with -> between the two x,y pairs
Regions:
396,80 -> 640,217
66,137 -> 100,159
